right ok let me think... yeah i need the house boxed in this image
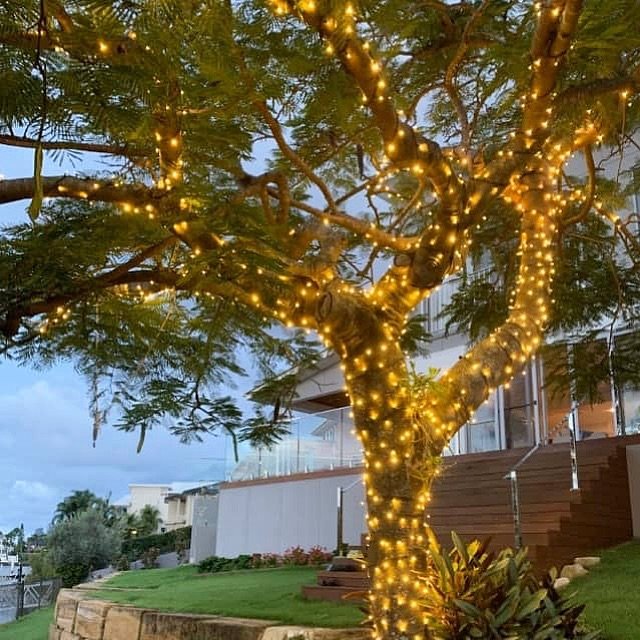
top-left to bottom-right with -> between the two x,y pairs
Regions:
125,484 -> 171,533
164,483 -> 218,531
209,147 -> 640,569
122,481 -> 217,534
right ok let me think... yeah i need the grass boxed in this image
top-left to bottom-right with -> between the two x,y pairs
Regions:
95,565 -> 364,628
572,541 -> 640,639
0,607 -> 53,640
5,546 -> 640,638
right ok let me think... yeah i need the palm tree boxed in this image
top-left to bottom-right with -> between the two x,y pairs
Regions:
52,490 -> 100,524
137,505 -> 162,536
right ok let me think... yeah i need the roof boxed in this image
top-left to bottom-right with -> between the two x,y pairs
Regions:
164,481 -> 219,500
111,493 -> 131,507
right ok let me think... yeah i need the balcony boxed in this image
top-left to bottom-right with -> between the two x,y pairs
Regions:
229,407 -> 363,481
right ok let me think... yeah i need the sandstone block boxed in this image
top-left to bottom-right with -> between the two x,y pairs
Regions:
74,599 -> 114,639
560,563 -> 588,580
104,606 -> 148,640
60,631 -> 82,640
48,623 -> 61,640
55,589 -> 83,631
198,616 -> 272,640
574,556 -> 601,569
140,611 -> 214,640
553,577 -> 571,591
262,627 -> 368,640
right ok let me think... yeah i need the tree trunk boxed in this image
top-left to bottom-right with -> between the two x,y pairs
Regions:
341,337 -> 431,640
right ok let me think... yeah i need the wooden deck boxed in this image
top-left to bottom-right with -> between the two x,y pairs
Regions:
430,434 -> 639,570
303,434 -> 640,601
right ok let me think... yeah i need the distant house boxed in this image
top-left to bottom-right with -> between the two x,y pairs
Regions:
164,483 -> 219,531
120,481 -> 217,533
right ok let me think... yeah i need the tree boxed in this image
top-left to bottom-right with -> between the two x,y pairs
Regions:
52,489 -> 102,523
3,526 -> 22,553
26,528 -> 47,551
137,505 -> 163,537
48,509 -> 121,587
1,1 -> 639,637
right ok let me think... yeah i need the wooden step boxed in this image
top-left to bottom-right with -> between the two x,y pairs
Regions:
302,584 -> 366,602
317,571 -> 369,589
304,435 -> 640,601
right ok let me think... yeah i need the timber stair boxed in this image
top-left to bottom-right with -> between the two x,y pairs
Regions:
302,558 -> 368,602
302,435 -> 640,601
430,435 -> 639,570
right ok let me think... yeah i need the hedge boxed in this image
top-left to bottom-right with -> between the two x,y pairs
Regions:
121,526 -> 191,561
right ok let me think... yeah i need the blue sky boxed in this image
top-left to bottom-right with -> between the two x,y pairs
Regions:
0,146 -> 249,535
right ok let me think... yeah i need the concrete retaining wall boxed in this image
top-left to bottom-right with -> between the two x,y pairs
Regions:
50,589 -> 368,640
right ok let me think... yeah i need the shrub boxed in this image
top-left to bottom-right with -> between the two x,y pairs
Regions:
262,553 -> 281,567
48,509 -> 121,587
307,546 -> 332,565
115,554 -> 130,571
57,563 -> 90,588
141,546 -> 160,569
121,526 -> 191,561
197,547 -> 328,573
282,546 -> 308,565
252,552 -> 281,568
418,531 -> 600,639
198,555 -> 235,573
250,552 -> 282,568
26,551 -> 57,581
174,527 -> 190,565
251,553 -> 263,568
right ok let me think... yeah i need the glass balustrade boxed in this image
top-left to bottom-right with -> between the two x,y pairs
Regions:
229,406 -> 363,481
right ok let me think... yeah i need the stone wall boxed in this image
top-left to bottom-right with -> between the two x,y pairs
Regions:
50,589 -> 368,640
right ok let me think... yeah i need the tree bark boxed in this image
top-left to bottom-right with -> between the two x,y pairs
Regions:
323,294 -> 428,640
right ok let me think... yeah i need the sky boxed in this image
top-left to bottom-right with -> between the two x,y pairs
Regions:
0,146 -> 251,535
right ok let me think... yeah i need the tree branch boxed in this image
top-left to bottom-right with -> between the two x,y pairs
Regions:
276,1 -> 467,289
416,0 -> 586,455
557,71 -> 640,105
561,144 -> 596,228
443,0 -> 491,149
0,134 -> 139,157
265,186 -> 416,252
0,175 -> 162,207
252,100 -> 337,213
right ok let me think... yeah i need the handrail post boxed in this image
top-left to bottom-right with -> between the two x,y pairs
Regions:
508,470 -> 523,549
336,486 -> 344,555
568,402 -> 580,491
15,562 -> 24,620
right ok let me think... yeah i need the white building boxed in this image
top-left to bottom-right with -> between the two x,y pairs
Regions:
201,142 -> 640,562
122,481 -> 217,533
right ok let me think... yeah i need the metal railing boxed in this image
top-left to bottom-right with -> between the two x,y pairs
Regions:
504,405 -> 581,549
0,575 -> 61,622
503,443 -> 542,549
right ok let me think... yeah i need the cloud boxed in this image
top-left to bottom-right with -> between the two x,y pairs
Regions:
10,480 -> 56,500
0,364 -> 232,534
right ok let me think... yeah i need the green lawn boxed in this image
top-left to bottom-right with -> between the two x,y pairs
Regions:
5,546 -> 640,639
572,541 -> 640,640
0,607 -> 53,640
95,565 -> 364,628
